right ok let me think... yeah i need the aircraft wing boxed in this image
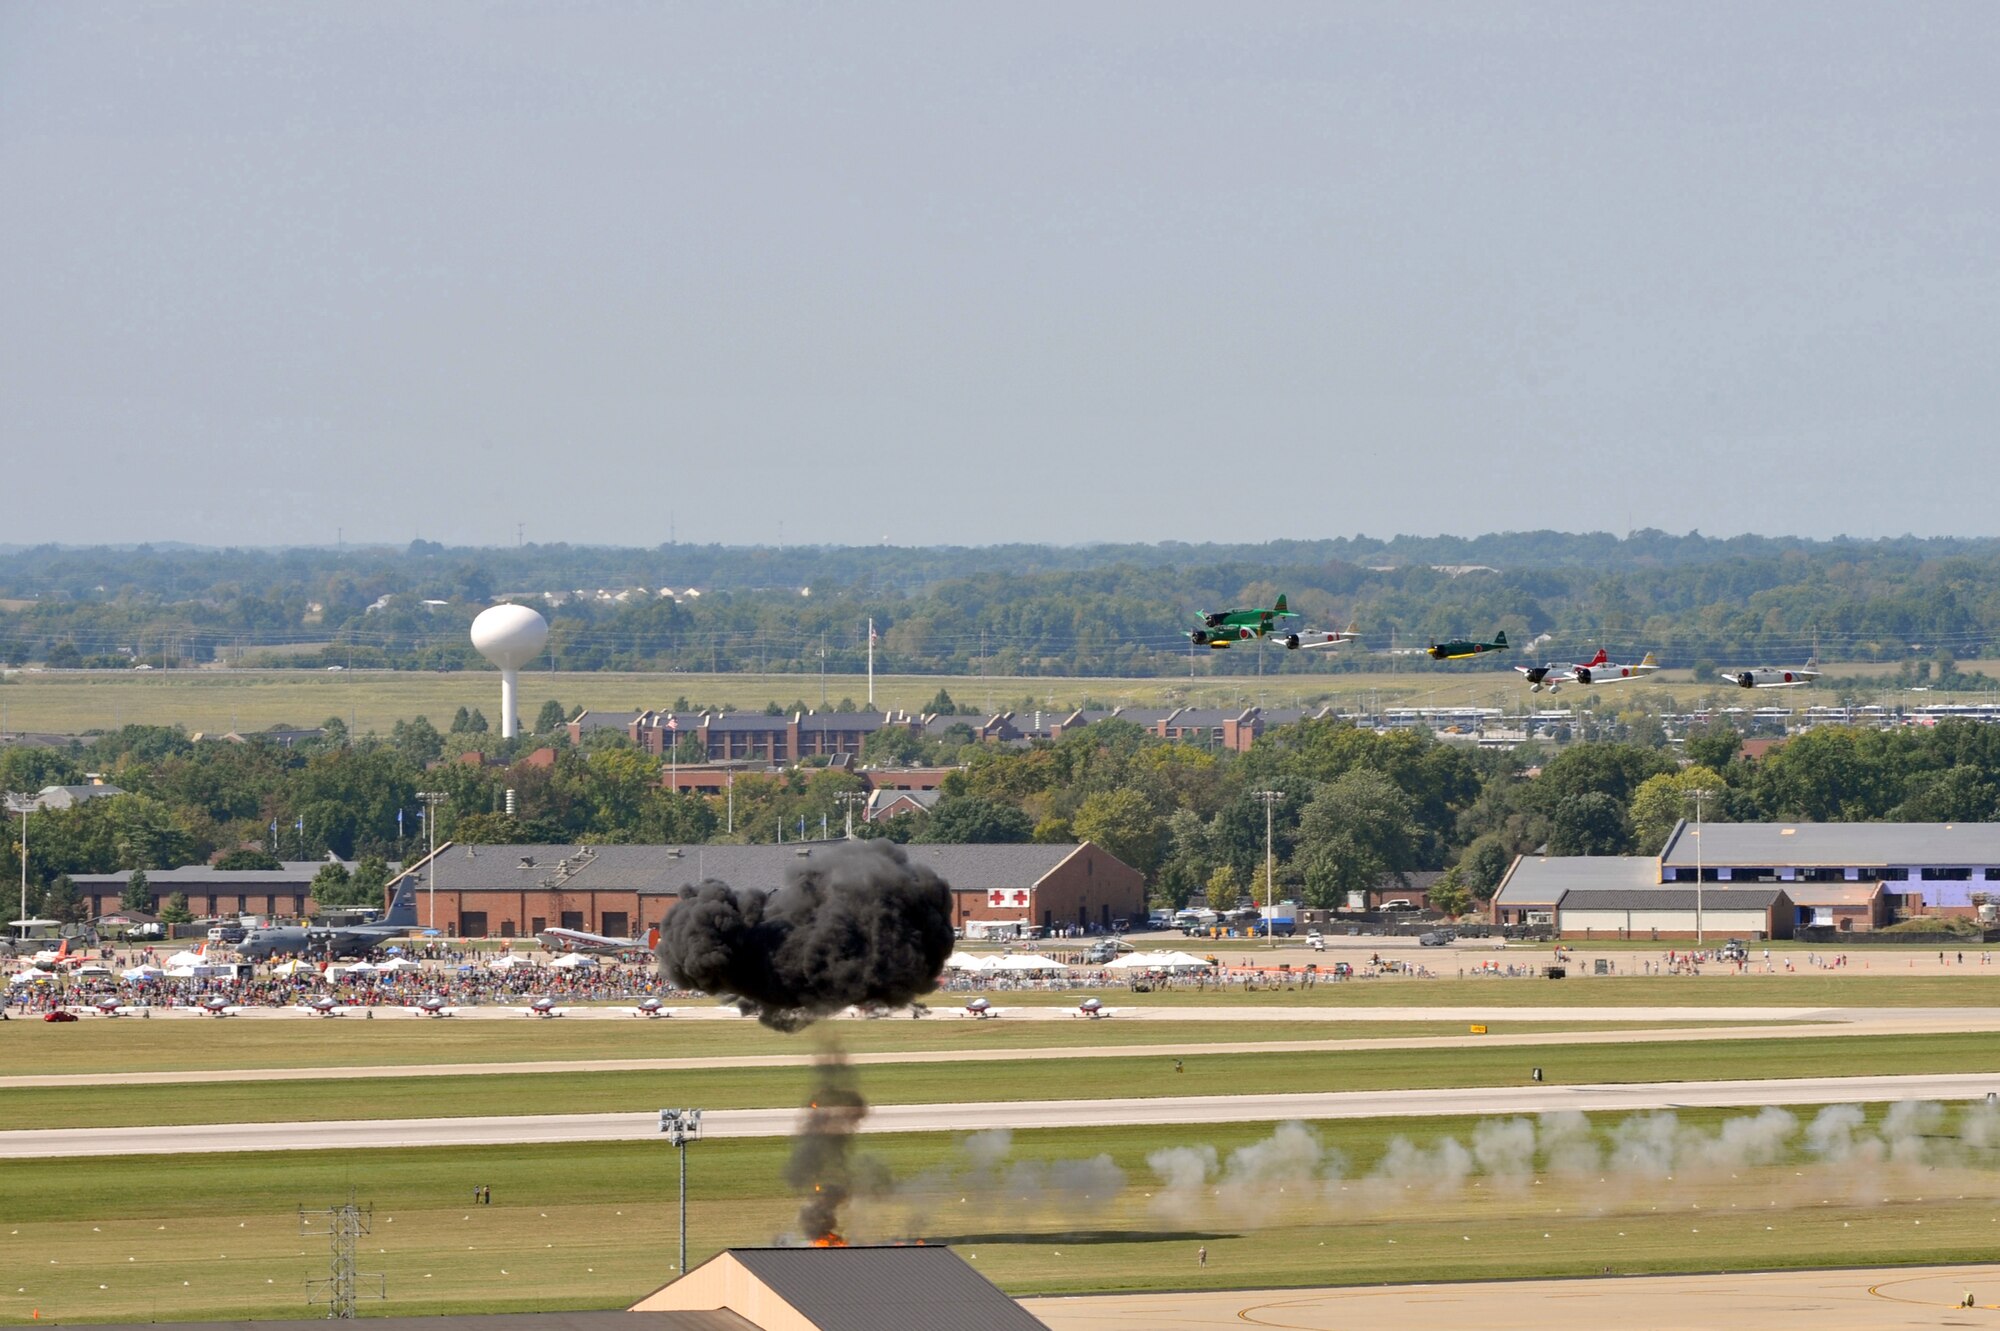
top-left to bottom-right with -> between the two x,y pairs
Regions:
1286,629 -> 1358,650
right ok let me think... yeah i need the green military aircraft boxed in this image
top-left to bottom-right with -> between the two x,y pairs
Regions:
1189,595 -> 1295,649
1426,630 -> 1508,661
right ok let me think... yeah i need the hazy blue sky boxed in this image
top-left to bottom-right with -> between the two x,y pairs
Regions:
2,3 -> 1994,548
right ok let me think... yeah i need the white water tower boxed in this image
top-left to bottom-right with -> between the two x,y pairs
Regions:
470,603 -> 549,738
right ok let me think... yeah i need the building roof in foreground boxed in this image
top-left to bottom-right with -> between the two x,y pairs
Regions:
636,1246 -> 1048,1331
1659,821 -> 2000,869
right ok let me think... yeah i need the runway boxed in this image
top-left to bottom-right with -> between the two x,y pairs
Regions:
11,1007 -> 2000,1087
9,1069 -> 2000,1158
1021,1263 -> 2000,1330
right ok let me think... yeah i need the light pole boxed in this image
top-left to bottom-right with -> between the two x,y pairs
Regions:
1254,790 -> 1284,945
416,792 -> 447,933
836,791 -> 867,839
5,793 -> 31,928
659,1108 -> 704,1276
1688,787 -> 1713,946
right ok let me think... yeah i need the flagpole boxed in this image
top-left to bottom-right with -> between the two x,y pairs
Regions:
867,618 -> 875,707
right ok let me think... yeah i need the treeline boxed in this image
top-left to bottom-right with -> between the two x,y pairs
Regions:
5,533 -> 2000,678
11,709 -> 2000,927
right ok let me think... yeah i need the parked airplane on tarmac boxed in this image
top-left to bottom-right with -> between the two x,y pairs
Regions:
238,880 -> 421,960
539,924 -> 660,957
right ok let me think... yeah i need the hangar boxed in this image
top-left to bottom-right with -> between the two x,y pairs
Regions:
396,840 -> 1144,940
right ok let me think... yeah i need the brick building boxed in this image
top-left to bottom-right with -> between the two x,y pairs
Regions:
394,839 -> 1146,939
68,860 -> 396,922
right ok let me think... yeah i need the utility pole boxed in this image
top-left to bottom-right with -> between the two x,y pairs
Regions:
836,790 -> 867,839
5,794 -> 31,926
866,618 -> 876,707
659,1108 -> 704,1276
416,792 -> 446,933
1689,788 -> 1712,945
1253,790 -> 1284,946
299,1191 -> 383,1319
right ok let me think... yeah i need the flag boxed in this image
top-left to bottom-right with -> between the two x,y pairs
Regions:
666,713 -> 677,730
397,808 -> 405,836
269,818 -> 277,837
295,816 -> 304,834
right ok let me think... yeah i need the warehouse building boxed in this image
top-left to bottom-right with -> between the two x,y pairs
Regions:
396,840 -> 1144,939
1556,886 -> 1793,940
1658,821 -> 2000,918
68,859 -> 390,922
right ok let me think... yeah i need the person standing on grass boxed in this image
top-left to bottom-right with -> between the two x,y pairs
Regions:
1197,1246 -> 1207,1268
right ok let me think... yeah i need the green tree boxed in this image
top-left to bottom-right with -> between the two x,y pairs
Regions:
1627,766 -> 1728,855
913,795 -> 1034,844
1547,792 -> 1632,856
535,700 -> 569,734
215,848 -> 283,871
391,716 -> 445,766
1071,787 -> 1166,877
40,874 -> 86,924
120,868 -> 154,913
1427,870 -> 1472,918
1683,723 -> 1742,771
450,706 -> 472,734
1154,809 -> 1211,909
1455,834 -> 1516,902
925,688 -> 958,716
159,891 -> 192,925
1204,864 -> 1241,909
466,708 -> 490,734
311,861 -> 358,908
1293,769 -> 1421,909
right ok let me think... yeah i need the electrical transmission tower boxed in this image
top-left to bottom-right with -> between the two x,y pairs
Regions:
299,1192 -> 384,1319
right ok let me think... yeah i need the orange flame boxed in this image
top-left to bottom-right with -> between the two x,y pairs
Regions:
810,1233 -> 848,1248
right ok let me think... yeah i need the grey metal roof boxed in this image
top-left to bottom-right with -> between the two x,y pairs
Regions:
426,841 -> 1095,897
68,861 -> 380,888
33,783 -> 125,809
1560,887 -> 1789,910
1660,821 -> 2000,868
799,713 -> 902,732
724,1246 -> 1047,1331
570,709 -> 642,731
65,1315 -> 754,1331
1492,855 -> 1659,906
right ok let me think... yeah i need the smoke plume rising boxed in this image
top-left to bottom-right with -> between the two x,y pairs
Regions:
785,1053 -> 872,1243
655,840 -> 955,1031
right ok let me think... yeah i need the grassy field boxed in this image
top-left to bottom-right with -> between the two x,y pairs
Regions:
10,1032 -> 1999,1129
1,660 -> 1973,736
2,1106 -> 1994,1323
0,1016 -> 1743,1077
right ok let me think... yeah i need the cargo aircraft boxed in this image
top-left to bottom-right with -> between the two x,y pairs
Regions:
239,880 -> 420,961
539,923 -> 660,957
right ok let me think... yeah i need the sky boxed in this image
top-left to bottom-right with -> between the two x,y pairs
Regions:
2,2 -> 1995,548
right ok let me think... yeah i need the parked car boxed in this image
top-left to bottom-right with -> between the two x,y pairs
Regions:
43,1009 -> 79,1023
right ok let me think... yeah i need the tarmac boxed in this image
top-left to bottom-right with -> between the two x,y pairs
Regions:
10,1070 -> 2000,1158
1021,1263 -> 2000,1329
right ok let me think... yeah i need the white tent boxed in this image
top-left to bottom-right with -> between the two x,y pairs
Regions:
1106,950 -> 1214,971
377,957 -> 422,973
549,952 -> 598,970
941,952 -> 992,971
163,965 -> 199,979
121,965 -> 163,981
73,963 -> 113,978
339,960 -> 378,974
269,959 -> 316,977
488,954 -> 534,971
987,954 -> 1066,974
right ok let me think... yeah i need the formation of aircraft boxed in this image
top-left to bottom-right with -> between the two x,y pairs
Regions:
1188,596 -> 1359,651
539,924 -> 659,957
238,880 -> 421,961
1722,661 -> 1821,688
1518,649 -> 1661,694
1426,631 -> 1509,661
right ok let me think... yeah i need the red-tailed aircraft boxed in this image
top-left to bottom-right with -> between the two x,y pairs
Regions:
634,997 -> 669,1019
1518,649 -> 1660,694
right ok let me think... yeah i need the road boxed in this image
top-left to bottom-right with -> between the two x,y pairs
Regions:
1021,1263 -> 2000,1329
9,1070 -> 2000,1158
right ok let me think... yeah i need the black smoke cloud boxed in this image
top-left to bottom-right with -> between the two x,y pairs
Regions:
654,840 -> 956,1031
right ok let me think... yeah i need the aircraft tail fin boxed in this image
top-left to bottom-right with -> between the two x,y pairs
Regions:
1494,630 -> 1508,648
381,877 -> 420,930
644,925 -> 659,951
1272,595 -> 1288,615
1640,652 -> 1658,667
1344,619 -> 1358,635
1583,648 -> 1608,666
